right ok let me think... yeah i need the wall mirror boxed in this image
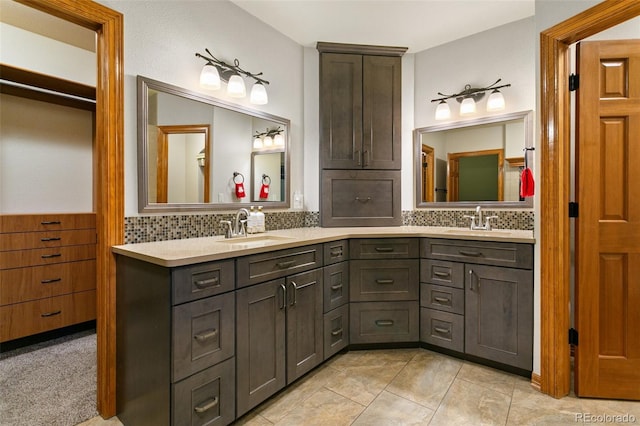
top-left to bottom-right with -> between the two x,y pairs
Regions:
138,75 -> 290,212
414,110 -> 533,208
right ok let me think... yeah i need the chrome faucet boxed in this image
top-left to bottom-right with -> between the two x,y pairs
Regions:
464,206 -> 498,230
219,208 -> 249,238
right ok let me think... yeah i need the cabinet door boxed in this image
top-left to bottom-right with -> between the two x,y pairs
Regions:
465,264 -> 533,370
236,279 -> 286,417
362,55 -> 401,170
286,269 -> 324,383
320,53 -> 363,169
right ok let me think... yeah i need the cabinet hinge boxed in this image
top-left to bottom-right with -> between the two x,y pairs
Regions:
569,202 -> 579,218
569,328 -> 579,346
569,74 -> 579,91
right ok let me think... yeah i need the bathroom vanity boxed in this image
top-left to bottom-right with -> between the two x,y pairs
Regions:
113,226 -> 534,426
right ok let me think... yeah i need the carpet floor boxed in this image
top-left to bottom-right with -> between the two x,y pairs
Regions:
0,330 -> 98,426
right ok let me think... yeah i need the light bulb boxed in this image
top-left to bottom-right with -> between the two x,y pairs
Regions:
486,89 -> 506,111
227,74 -> 246,98
250,82 -> 268,105
460,97 -> 476,115
253,137 -> 263,149
435,101 -> 451,120
263,135 -> 273,147
200,65 -> 221,90
274,133 -> 284,146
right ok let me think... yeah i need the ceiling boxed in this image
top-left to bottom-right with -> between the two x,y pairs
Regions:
230,0 -> 535,53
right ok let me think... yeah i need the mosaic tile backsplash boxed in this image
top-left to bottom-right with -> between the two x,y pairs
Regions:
125,209 -> 533,244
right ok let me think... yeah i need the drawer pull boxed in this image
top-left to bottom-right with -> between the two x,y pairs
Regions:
194,277 -> 219,288
330,250 -> 343,257
41,254 -> 62,259
331,328 -> 343,336
376,279 -> 394,285
194,396 -> 219,414
434,296 -> 451,304
355,196 -> 372,203
330,283 -> 343,291
41,278 -> 62,284
40,237 -> 61,242
374,247 -> 394,252
276,260 -> 296,269
434,326 -> 450,334
193,329 -> 218,342
433,271 -> 451,278
375,319 -> 394,327
459,250 -> 482,257
41,221 -> 62,225
41,310 -> 62,317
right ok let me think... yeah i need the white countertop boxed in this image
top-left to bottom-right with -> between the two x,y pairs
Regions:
112,226 -> 535,268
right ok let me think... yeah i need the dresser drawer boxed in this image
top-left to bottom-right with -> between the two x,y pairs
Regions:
350,301 -> 419,344
0,229 -> 96,251
323,262 -> 349,312
172,260 -> 234,305
421,238 -> 534,269
236,244 -> 322,288
324,304 -> 349,360
420,283 -> 464,315
350,238 -> 419,260
0,289 -> 96,342
0,260 -> 96,305
350,260 -> 419,302
323,240 -> 349,265
0,244 -> 96,270
0,213 -> 95,233
172,357 -> 235,426
420,308 -> 464,352
420,259 -> 464,289
172,292 -> 235,382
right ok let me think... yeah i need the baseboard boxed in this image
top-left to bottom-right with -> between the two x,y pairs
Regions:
531,372 -> 542,391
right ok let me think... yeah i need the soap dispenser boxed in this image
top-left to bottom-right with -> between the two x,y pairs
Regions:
247,206 -> 257,234
256,206 -> 265,233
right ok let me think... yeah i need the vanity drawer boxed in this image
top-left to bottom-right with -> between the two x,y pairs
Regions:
172,260 -> 235,305
350,260 -> 419,302
0,213 -> 95,233
236,244 -> 322,288
350,301 -> 419,344
0,229 -> 96,251
421,238 -> 534,269
324,240 -> 349,265
172,357 -> 235,426
420,283 -> 464,315
172,292 -> 235,382
324,304 -> 349,360
420,259 -> 464,288
420,308 -> 464,352
350,238 -> 419,259
0,244 -> 96,270
323,262 -> 349,312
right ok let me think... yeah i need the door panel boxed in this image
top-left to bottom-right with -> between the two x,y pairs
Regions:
575,39 -> 640,400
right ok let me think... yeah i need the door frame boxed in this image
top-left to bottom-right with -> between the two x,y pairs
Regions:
539,0 -> 640,398
421,144 -> 434,202
16,0 -> 124,417
446,148 -> 504,202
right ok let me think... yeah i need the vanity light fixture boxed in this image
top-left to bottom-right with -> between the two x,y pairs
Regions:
252,127 -> 283,150
196,48 -> 269,105
431,79 -> 511,120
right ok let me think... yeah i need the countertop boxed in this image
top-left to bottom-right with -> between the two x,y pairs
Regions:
112,226 -> 535,268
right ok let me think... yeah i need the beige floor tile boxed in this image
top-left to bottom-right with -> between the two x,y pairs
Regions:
75,416 -> 123,426
326,348 -> 419,371
386,350 -> 462,410
272,388 -> 365,426
234,412 -> 274,425
352,390 -> 434,426
457,362 -> 519,396
578,397 -> 640,423
430,378 -> 511,426
507,380 -> 587,425
325,363 -> 406,405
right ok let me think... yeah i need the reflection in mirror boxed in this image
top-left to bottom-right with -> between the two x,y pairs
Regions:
252,151 -> 284,202
138,75 -> 290,212
414,110 -> 533,208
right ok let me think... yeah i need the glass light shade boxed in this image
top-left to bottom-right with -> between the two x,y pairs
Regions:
435,101 -> 451,120
253,137 -> 263,149
250,82 -> 268,105
274,133 -> 285,146
227,74 -> 246,98
460,97 -> 476,115
263,135 -> 273,147
200,65 -> 221,90
486,90 -> 506,111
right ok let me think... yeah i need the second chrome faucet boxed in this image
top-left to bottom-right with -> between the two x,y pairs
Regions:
464,206 -> 498,230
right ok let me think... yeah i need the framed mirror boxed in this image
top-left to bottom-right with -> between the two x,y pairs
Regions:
414,110 -> 533,208
138,75 -> 290,212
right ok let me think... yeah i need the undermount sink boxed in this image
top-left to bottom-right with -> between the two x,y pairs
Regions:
215,234 -> 295,249
443,229 -> 513,237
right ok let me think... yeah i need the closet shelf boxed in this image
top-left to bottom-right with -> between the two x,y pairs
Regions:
0,63 -> 95,111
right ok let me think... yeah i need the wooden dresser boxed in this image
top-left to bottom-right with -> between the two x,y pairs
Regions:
0,213 -> 97,342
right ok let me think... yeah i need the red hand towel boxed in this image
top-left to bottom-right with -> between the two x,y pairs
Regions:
520,167 -> 535,197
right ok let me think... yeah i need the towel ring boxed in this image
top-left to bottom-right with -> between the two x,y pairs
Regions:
233,172 -> 244,184
262,174 -> 271,185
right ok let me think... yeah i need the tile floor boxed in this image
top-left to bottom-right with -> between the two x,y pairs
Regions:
80,348 -> 640,426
